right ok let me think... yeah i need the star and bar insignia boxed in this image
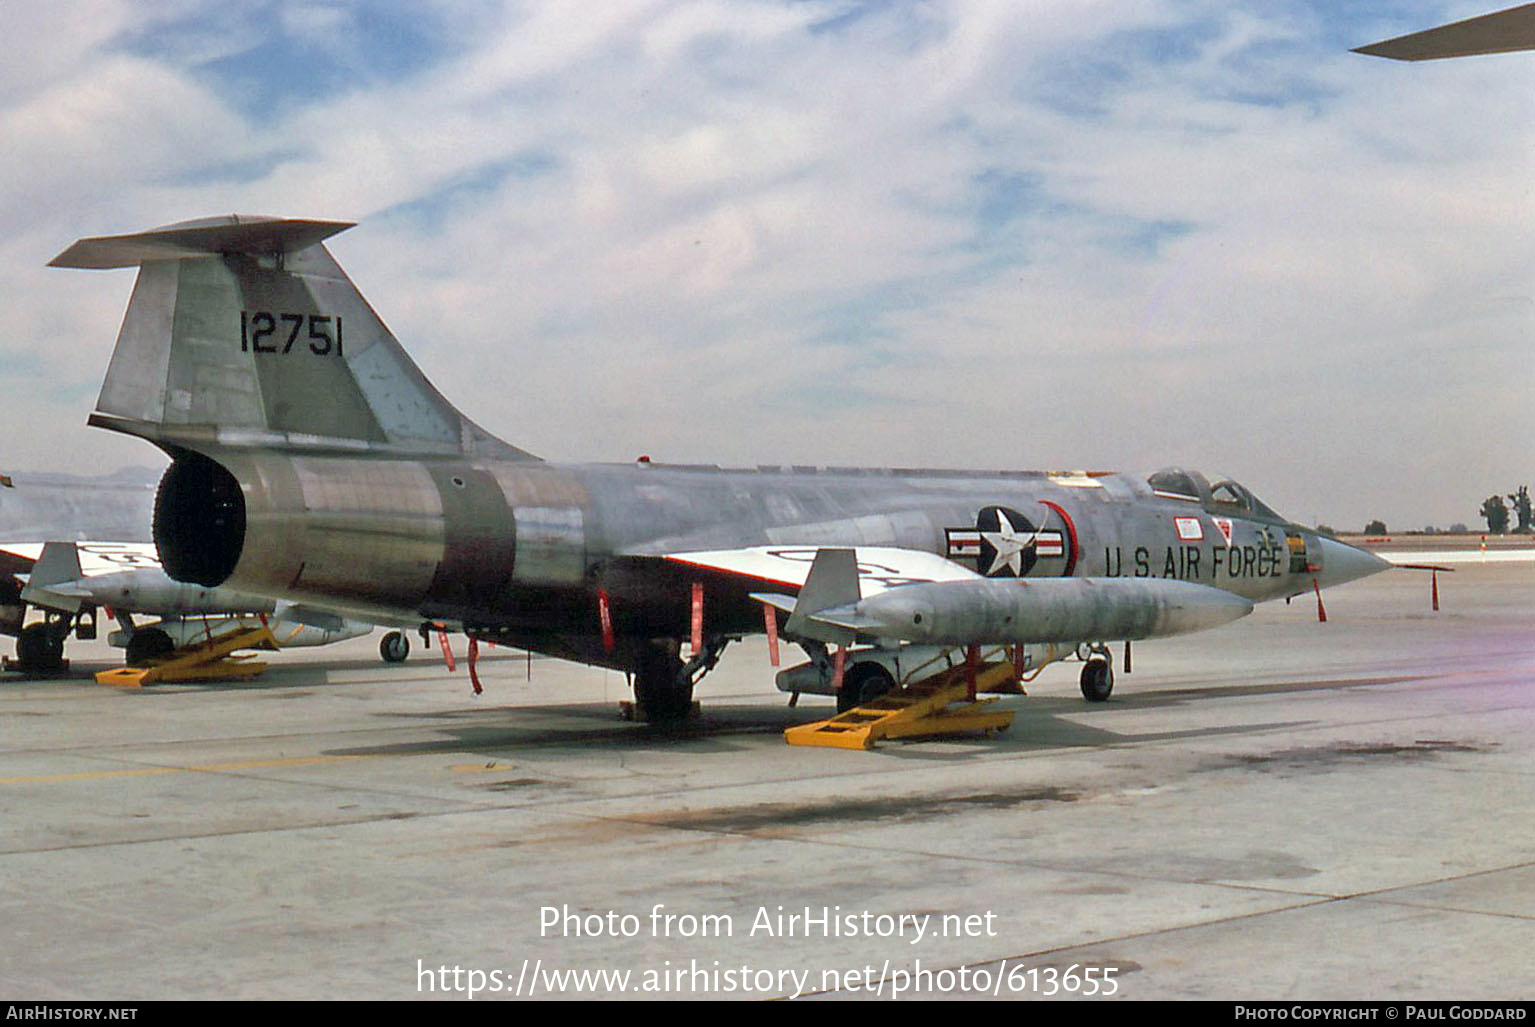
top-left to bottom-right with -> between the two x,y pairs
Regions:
945,505 -> 1064,577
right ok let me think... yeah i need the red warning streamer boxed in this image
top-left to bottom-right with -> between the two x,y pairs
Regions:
1311,577 -> 1328,623
438,629 -> 456,672
467,637 -> 482,696
597,588 -> 614,653
763,604 -> 780,667
691,582 -> 704,653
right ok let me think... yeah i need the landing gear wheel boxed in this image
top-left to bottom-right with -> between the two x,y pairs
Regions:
633,644 -> 693,723
837,662 -> 896,713
125,627 -> 175,666
16,623 -> 65,672
1080,658 -> 1114,703
379,630 -> 410,663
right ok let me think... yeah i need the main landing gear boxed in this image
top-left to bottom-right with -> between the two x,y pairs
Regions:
125,627 -> 174,666
836,661 -> 896,714
15,621 -> 67,673
630,636 -> 731,723
8,609 -> 79,674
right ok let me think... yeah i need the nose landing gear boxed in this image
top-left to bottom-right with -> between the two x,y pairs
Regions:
1079,644 -> 1114,702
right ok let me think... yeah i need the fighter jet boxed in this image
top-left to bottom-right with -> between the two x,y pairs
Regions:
1354,4 -> 1535,60
0,470 -> 379,670
0,468 -> 154,668
12,539 -> 371,665
50,216 -> 1390,718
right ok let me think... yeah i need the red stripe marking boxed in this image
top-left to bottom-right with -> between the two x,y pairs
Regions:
1039,500 -> 1079,576
664,556 -> 802,590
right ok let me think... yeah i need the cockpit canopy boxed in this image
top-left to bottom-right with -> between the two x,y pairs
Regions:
1147,468 -> 1284,522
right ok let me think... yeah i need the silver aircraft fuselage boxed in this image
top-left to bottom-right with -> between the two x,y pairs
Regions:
168,447 -> 1374,670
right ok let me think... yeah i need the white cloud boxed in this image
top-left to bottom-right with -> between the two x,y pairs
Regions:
0,1 -> 1532,530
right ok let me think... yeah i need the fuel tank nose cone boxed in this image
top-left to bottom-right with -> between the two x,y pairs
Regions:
1313,535 -> 1393,589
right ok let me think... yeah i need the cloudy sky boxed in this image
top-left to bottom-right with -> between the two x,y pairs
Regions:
1,1 -> 1532,531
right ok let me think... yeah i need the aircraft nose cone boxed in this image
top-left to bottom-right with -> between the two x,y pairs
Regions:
1314,535 -> 1392,589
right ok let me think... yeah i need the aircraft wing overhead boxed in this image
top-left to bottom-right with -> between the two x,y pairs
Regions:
1374,547 -> 1535,565
1354,4 -> 1535,60
662,545 -> 982,597
0,541 -> 160,576
0,547 -> 33,579
663,545 -> 1251,647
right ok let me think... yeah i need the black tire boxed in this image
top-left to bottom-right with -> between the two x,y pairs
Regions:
1080,658 -> 1114,702
836,662 -> 896,714
125,627 -> 175,666
16,622 -> 64,672
633,644 -> 693,723
379,630 -> 410,663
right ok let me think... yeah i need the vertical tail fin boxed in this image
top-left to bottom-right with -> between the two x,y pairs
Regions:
52,215 -> 536,461
20,541 -> 86,613
783,548 -> 862,645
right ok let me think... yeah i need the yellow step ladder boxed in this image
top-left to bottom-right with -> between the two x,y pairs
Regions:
94,625 -> 280,688
784,660 -> 1017,751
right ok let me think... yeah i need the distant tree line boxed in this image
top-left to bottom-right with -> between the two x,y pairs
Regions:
1315,519 -> 1471,537
1332,484 -> 1535,536
1481,486 -> 1532,534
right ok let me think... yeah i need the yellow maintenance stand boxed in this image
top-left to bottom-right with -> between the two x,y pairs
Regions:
94,624 -> 281,688
784,658 -> 1017,751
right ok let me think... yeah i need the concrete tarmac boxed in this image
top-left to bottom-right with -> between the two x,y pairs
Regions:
1,558 -> 1532,1000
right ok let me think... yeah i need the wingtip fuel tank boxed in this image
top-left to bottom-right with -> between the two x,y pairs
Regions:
814,576 -> 1254,647
1310,535 -> 1392,590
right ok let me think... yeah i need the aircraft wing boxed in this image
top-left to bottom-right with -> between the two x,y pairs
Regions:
662,545 -> 1249,647
0,540 -> 161,576
1354,4 -> 1535,60
1373,546 -> 1535,566
662,545 -> 982,596
663,545 -> 981,645
0,547 -> 32,581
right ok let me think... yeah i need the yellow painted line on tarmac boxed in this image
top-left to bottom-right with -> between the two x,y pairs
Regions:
0,754 -> 373,785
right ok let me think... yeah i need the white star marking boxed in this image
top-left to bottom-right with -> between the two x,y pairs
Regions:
980,510 -> 1034,576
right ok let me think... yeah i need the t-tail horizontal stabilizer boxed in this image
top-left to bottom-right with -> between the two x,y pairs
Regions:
1354,4 -> 1535,60
53,215 -> 537,461
49,216 -> 354,269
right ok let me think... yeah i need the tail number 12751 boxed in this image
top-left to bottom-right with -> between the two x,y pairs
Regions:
241,311 -> 343,357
